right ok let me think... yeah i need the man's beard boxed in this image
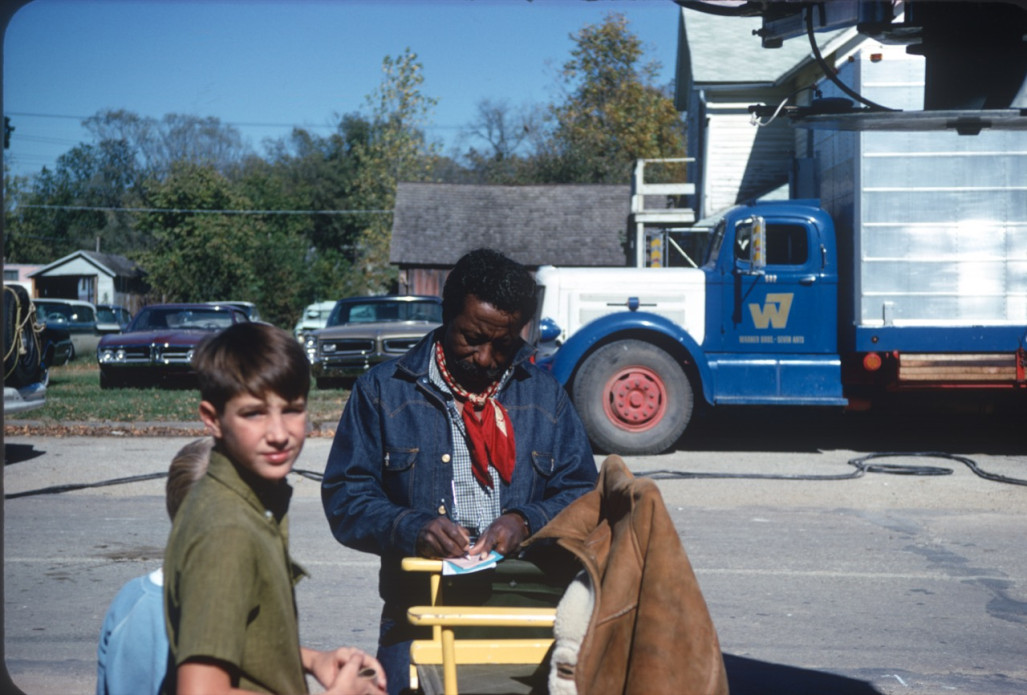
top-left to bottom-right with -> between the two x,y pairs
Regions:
449,357 -> 504,394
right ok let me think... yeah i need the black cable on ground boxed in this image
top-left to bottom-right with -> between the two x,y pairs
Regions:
5,471 -> 168,499
7,454 -> 1025,500
636,451 -> 1027,487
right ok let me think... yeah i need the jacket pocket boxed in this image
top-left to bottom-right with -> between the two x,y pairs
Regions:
530,451 -> 556,478
383,446 -> 419,504
384,446 -> 418,472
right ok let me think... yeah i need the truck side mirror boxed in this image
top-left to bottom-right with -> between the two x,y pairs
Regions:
750,216 -> 766,271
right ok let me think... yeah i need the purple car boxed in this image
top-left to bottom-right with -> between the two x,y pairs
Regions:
96,303 -> 249,389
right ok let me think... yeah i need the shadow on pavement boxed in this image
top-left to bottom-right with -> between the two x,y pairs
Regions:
724,654 -> 885,695
675,394 -> 1025,456
3,443 -> 46,466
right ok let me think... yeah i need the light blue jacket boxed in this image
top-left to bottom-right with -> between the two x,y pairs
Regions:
96,570 -> 167,695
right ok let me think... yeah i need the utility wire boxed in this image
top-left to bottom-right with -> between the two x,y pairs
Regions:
17,204 -> 392,216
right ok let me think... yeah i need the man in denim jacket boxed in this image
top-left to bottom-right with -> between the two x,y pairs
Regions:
322,248 -> 598,694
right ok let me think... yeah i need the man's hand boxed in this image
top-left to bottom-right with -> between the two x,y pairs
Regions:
416,517 -> 472,558
467,513 -> 529,558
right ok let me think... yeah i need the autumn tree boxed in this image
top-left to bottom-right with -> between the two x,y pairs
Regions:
543,13 -> 684,183
347,49 -> 439,293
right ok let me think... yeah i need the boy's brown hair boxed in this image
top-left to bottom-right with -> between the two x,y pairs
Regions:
192,322 -> 310,412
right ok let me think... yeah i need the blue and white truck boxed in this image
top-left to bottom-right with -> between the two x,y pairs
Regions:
537,186 -> 1026,454
534,6 -> 1027,455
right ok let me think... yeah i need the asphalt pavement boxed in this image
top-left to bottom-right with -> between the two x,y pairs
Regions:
3,403 -> 1026,694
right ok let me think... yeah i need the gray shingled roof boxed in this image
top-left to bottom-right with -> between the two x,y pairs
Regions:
80,251 -> 145,278
30,250 -> 144,279
390,183 -> 631,268
679,8 -> 813,87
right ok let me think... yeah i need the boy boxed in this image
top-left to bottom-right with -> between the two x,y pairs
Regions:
163,322 -> 385,695
96,437 -> 213,695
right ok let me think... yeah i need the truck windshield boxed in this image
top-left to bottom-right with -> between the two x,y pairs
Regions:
703,219 -> 727,266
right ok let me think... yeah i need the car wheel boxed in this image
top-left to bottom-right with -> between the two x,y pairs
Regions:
572,339 -> 693,456
99,369 -> 122,390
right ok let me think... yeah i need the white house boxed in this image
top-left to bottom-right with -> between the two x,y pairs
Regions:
29,250 -> 147,311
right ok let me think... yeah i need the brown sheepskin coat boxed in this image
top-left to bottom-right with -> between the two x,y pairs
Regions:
529,455 -> 729,695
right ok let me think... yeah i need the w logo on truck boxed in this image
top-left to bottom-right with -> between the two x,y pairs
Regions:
749,293 -> 794,329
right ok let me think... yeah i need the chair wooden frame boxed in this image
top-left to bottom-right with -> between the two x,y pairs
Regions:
403,557 -> 556,695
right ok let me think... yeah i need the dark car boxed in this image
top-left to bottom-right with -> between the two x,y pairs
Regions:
34,298 -> 101,360
306,295 -> 443,388
96,304 -> 133,333
96,303 -> 249,389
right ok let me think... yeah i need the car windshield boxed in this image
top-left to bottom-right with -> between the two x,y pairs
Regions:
96,307 -> 119,323
327,300 -> 442,327
131,308 -> 235,331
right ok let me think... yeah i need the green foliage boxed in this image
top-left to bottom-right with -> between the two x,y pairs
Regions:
347,49 -> 440,293
136,162 -> 261,303
545,13 -> 684,183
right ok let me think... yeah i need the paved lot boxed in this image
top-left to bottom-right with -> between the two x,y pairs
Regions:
3,403 -> 1026,694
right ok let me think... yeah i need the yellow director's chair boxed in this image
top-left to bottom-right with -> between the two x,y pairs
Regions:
402,553 -> 572,695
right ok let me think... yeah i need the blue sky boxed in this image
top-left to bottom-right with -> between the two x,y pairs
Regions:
3,0 -> 683,179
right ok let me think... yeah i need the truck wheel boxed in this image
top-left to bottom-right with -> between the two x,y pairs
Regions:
572,339 -> 693,455
3,285 -> 44,388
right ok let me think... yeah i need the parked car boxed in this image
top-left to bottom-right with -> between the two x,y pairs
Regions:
96,303 -> 249,389
212,301 -> 262,322
96,304 -> 133,333
40,324 -> 74,368
293,300 -> 337,343
34,298 -> 101,360
307,295 -> 443,389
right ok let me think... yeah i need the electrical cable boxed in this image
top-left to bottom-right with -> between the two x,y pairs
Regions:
4,472 -> 168,499
7,454 -> 1024,500
805,4 -> 897,113
634,451 -> 1027,486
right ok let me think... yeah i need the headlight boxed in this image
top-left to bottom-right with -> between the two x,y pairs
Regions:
98,348 -> 126,363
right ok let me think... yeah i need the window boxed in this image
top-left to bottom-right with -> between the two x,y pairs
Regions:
764,224 -> 808,265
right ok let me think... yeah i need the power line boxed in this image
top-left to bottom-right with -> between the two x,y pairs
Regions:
17,204 -> 392,216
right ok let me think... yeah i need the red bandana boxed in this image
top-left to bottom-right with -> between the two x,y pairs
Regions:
435,341 -> 516,488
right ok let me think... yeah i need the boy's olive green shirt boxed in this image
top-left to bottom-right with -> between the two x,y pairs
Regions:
163,450 -> 309,694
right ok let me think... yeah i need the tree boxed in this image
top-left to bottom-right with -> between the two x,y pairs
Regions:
84,109 -> 249,179
4,139 -> 144,262
347,49 -> 440,293
457,99 -> 544,184
135,162 -> 261,304
543,13 -> 685,183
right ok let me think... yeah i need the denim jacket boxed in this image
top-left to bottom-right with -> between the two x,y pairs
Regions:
321,330 -> 598,604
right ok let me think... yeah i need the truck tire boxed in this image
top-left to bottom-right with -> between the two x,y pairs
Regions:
3,285 -> 44,389
572,339 -> 693,455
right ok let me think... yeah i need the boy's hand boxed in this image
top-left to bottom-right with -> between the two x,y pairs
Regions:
467,513 -> 529,558
305,647 -> 386,695
416,517 -> 472,558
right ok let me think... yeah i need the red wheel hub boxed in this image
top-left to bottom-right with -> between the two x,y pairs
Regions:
602,366 -> 667,432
